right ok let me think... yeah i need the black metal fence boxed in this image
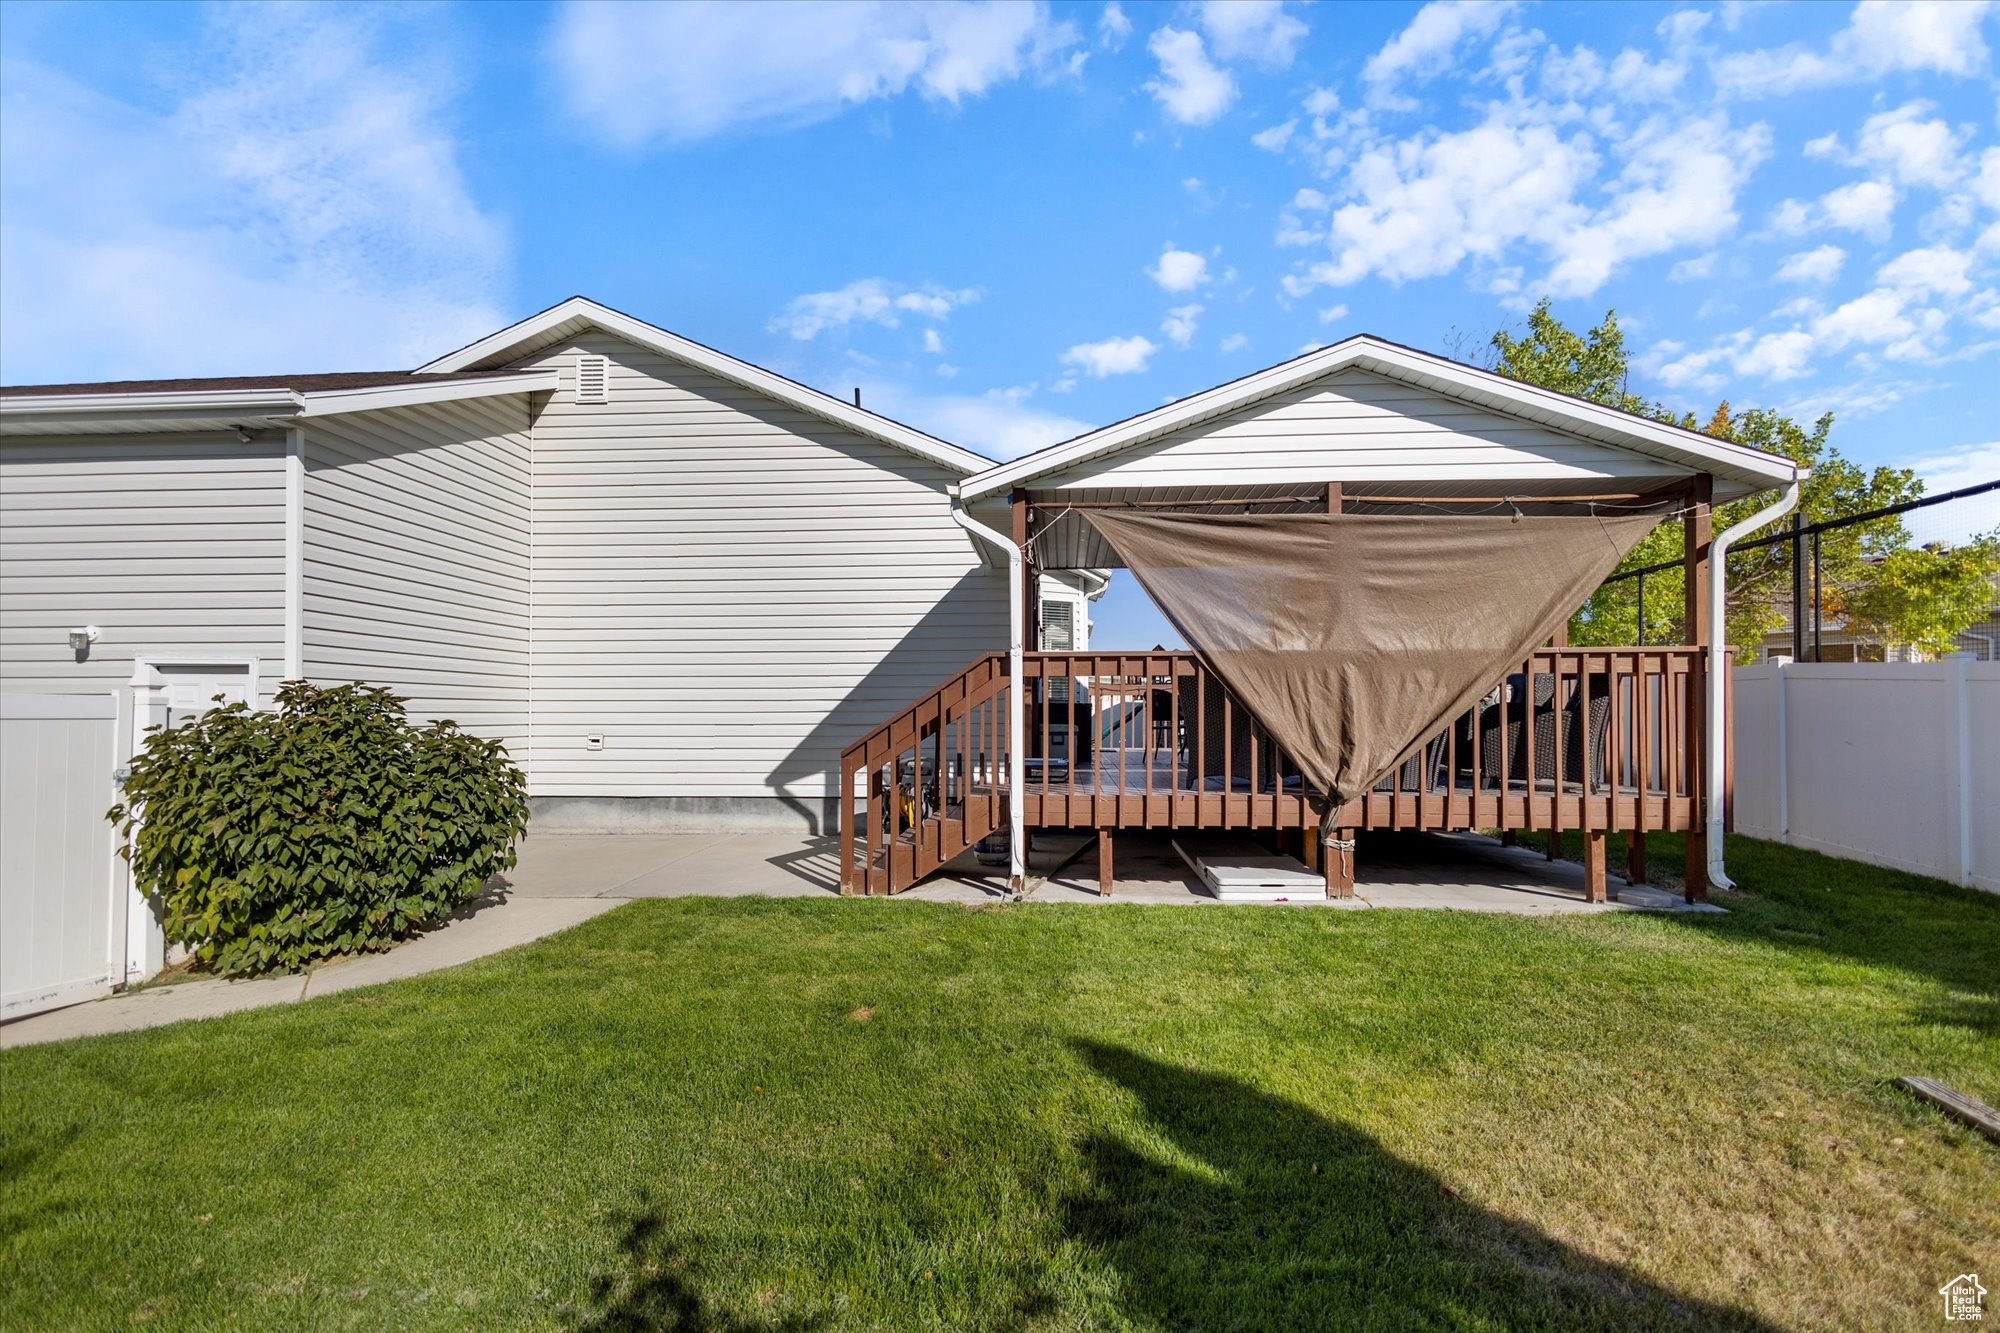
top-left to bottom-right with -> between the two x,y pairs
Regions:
1595,478 -> 2000,661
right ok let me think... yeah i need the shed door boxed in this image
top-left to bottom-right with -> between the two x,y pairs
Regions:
0,693 -> 122,1019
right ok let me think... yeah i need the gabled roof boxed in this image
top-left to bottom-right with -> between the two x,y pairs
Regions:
418,295 -> 994,476
959,334 -> 1802,503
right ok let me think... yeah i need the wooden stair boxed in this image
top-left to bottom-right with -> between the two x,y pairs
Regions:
839,653 -> 1012,894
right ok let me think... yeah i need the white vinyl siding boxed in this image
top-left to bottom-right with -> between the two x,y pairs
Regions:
302,397 -> 531,748
1038,367 -> 1696,491
516,332 -> 1006,801
0,433 -> 287,699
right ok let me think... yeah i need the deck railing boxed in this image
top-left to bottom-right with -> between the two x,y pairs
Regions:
1020,647 -> 1707,836
839,645 -> 1708,894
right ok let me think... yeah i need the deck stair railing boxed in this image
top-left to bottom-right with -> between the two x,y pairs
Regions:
839,653 -> 1012,895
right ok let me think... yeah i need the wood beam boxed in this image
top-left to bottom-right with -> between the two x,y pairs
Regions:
1583,830 -> 1608,903
1326,481 -> 1343,515
1324,830 -> 1356,899
1625,830 -> 1647,886
1098,827 -> 1114,898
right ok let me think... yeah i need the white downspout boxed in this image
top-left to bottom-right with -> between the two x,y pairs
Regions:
951,495 -> 1028,895
1706,475 -> 1803,891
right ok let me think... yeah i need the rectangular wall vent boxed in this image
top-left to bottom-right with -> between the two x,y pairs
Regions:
575,354 -> 609,405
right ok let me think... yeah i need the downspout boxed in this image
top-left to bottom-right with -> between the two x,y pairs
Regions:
1706,474 -> 1803,891
951,493 -> 1028,895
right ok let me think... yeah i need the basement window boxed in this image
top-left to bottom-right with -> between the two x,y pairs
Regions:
574,354 -> 609,405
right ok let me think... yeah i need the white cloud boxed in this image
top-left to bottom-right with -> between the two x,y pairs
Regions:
1161,303 -> 1203,347
1145,27 -> 1235,124
1290,103 -> 1766,298
1317,303 -> 1350,323
1251,119 -> 1297,151
0,7 -> 506,383
1219,332 -> 1249,352
1819,179 -> 1899,238
1061,334 -> 1158,376
1668,253 -> 1717,282
1737,330 -> 1817,379
1877,244 -> 1974,297
1714,0 -> 1995,98
1147,246 -> 1211,292
1778,245 -> 1846,283
872,381 -> 1091,459
922,327 -> 945,354
1198,0 -> 1308,68
768,278 -> 979,339
1098,2 -> 1132,50
1361,0 -> 1518,109
1808,101 -> 1971,193
1542,45 -> 1685,102
550,0 -> 1081,145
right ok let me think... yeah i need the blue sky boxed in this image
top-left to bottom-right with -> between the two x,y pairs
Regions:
3,0 -> 1997,647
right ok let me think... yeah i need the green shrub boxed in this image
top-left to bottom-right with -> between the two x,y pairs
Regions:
109,681 -> 528,976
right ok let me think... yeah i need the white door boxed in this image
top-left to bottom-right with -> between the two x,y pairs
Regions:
0,693 -> 124,1019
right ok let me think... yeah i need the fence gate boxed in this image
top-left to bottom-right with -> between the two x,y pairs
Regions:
1,693 -> 125,1019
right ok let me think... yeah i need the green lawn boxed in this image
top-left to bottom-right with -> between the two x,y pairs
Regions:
2,834 -> 1995,1331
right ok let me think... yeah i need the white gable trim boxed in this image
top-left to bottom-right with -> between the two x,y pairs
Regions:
418,296 -> 994,476
296,370 -> 557,417
959,335 -> 1801,502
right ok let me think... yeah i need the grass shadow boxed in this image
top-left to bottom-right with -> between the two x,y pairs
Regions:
576,1199 -> 823,1333
1065,1039 -> 1777,1331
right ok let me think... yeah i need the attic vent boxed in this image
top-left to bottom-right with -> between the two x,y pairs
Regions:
574,354 -> 609,405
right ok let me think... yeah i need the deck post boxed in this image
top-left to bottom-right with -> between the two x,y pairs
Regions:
1684,476 -> 1714,903
1324,829 -> 1356,899
1625,830 -> 1647,886
1582,830 -> 1608,903
1546,831 -> 1561,861
1098,828 -> 1114,897
1010,490 -> 1032,894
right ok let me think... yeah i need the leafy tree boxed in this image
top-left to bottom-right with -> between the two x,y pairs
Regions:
1490,299 -> 1996,659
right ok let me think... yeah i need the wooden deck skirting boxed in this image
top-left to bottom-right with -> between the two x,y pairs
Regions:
839,646 -> 1710,898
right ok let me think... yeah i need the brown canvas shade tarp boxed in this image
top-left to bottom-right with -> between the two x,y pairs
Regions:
1080,508 -> 1665,828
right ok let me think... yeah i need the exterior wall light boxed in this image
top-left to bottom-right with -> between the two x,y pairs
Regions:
68,625 -> 101,653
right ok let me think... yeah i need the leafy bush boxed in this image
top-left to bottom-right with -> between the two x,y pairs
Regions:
109,681 -> 528,976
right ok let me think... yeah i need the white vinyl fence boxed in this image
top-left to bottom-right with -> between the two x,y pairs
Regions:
0,693 -> 128,1018
1732,661 -> 1999,893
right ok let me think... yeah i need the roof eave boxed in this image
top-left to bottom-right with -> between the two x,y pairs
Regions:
0,388 -> 304,431
419,296 -> 996,476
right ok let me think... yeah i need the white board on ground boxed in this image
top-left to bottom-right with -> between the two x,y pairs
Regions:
1172,836 -> 1322,903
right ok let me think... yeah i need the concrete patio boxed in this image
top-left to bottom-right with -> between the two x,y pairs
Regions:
497,826 -> 1707,914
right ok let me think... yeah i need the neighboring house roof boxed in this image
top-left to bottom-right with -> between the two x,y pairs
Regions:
418,295 -> 995,476
0,368 -> 558,436
958,334 -> 1803,504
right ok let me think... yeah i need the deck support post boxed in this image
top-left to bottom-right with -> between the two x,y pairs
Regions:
1625,830 -> 1647,886
1546,830 -> 1561,861
1582,830 -> 1608,903
1684,477 -> 1714,903
1098,828 -> 1114,897
1324,830 -> 1355,899
1499,830 -> 1517,847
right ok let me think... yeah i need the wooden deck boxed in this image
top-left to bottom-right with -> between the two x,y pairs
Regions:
840,647 -> 1710,901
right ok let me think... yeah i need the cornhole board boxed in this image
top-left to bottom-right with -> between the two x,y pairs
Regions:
1172,836 -> 1322,903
